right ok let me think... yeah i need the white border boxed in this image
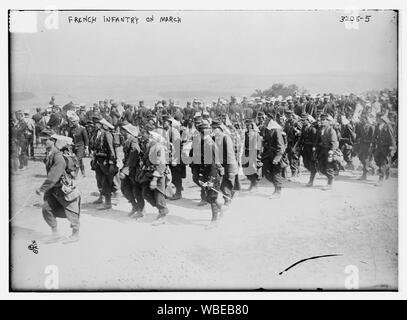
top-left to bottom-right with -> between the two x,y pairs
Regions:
1,0 -> 405,300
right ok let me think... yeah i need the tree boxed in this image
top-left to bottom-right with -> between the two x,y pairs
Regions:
251,83 -> 307,98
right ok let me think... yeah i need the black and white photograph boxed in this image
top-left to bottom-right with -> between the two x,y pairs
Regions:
6,5 -> 403,295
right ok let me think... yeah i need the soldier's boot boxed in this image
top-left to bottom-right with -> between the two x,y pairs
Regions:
306,172 -> 316,187
131,209 -> 145,220
322,178 -> 333,191
270,186 -> 282,199
99,195 -> 112,210
170,191 -> 182,201
44,227 -> 64,244
247,179 -> 258,191
93,195 -> 104,204
152,212 -> 167,226
375,177 -> 384,187
197,199 -> 208,206
62,229 -> 80,244
206,207 -> 220,230
358,172 -> 368,180
128,205 -> 138,217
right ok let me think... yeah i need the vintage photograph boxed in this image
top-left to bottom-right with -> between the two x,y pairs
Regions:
9,9 -> 398,291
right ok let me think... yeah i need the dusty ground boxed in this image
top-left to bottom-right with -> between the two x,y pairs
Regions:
10,155 -> 398,291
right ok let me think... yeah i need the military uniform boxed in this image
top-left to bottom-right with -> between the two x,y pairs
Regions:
372,118 -> 396,184
299,119 -> 318,185
354,119 -> 376,179
212,122 -> 239,206
92,127 -> 118,208
261,120 -> 286,197
284,112 -> 302,177
39,145 -> 81,242
120,133 -> 145,215
67,124 -> 89,176
140,134 -> 173,224
316,120 -> 339,188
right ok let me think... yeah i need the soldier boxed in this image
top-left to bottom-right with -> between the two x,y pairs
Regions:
14,110 -> 29,170
35,134 -> 81,244
211,120 -> 239,207
67,112 -> 89,177
91,116 -> 118,209
261,118 -> 287,198
372,113 -> 396,186
299,113 -> 318,186
48,105 -> 63,134
23,110 -> 36,159
32,107 -> 43,147
242,118 -> 262,191
338,115 -> 356,169
192,121 -> 223,228
355,112 -> 376,180
140,130 -> 173,225
161,114 -> 185,200
77,104 -> 88,126
316,114 -> 339,190
284,110 -> 302,178
119,124 -> 145,218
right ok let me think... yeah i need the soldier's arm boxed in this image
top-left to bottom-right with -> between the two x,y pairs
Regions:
151,145 -> 167,177
273,130 -> 286,163
105,132 -> 117,161
82,127 -> 89,147
39,154 -> 66,193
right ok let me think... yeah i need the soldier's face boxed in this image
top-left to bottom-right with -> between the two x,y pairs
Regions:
45,138 -> 55,150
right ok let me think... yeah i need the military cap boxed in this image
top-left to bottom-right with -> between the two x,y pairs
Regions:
197,120 -> 211,130
162,114 -> 172,123
92,114 -> 103,122
211,119 -> 223,129
144,123 -> 156,132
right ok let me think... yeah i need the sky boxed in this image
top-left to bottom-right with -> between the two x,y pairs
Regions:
10,10 -> 398,77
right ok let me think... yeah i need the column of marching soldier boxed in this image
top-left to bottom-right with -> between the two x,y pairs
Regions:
10,91 -> 397,243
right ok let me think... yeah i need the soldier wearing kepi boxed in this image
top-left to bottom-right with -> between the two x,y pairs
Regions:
299,113 -> 318,187
140,130 -> 173,225
211,119 -> 239,208
119,123 -> 145,218
192,121 -> 223,228
316,113 -> 339,190
355,112 -> 376,180
35,134 -> 81,244
242,118 -> 262,191
284,109 -> 302,179
261,118 -> 287,199
92,117 -> 118,209
162,114 -> 186,200
67,111 -> 89,177
372,113 -> 396,187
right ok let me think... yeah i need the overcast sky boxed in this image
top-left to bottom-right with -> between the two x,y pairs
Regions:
10,10 -> 398,77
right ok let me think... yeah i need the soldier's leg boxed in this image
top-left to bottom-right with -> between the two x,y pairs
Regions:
270,164 -> 283,197
76,146 -> 85,176
151,190 -> 168,225
42,196 -> 58,232
170,166 -> 182,198
206,185 -> 222,228
121,176 -> 138,212
358,152 -> 369,180
93,165 -> 104,204
142,181 -> 156,208
220,175 -> 235,206
133,181 -> 145,213
192,166 -> 207,203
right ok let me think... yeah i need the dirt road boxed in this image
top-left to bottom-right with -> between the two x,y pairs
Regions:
10,158 -> 398,291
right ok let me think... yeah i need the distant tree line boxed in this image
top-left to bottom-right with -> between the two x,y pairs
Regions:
251,83 -> 308,98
